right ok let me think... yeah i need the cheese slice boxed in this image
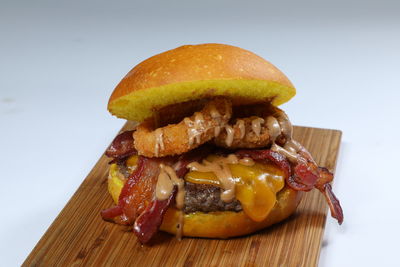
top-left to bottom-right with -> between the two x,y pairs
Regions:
185,156 -> 285,222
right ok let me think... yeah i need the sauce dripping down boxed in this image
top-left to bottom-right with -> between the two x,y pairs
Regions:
184,112 -> 206,146
214,126 -> 221,137
266,116 -> 280,143
210,105 -> 222,137
276,111 -> 293,140
236,119 -> 245,139
267,110 -> 301,163
271,143 -> 298,163
224,125 -> 234,147
154,128 -> 164,157
284,140 -> 300,154
187,154 -> 255,202
251,118 -> 265,137
155,164 -> 185,239
184,102 -> 230,146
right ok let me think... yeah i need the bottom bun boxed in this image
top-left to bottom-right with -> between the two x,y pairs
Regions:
108,163 -> 303,238
160,188 -> 302,238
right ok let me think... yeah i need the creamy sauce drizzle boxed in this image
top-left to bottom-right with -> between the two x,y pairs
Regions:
156,165 -> 185,207
251,118 -> 265,137
271,143 -> 298,162
239,157 -> 255,166
214,126 -> 221,137
267,110 -> 302,163
210,105 -> 222,137
266,116 -> 280,142
154,128 -> 164,157
155,164 -> 185,239
184,103 -> 230,146
224,125 -> 234,147
276,111 -> 293,139
184,112 -> 206,146
193,112 -> 204,144
284,139 -> 299,154
236,119 -> 245,139
187,154 -> 254,202
155,165 -> 174,200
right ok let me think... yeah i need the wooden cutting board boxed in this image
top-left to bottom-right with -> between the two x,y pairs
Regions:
23,123 -> 342,267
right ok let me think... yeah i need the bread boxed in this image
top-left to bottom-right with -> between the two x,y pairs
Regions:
108,43 -> 295,122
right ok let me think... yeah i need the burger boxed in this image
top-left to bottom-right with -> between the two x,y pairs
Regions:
101,43 -> 343,244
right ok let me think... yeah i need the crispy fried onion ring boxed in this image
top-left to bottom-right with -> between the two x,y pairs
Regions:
134,98 -> 232,157
214,106 -> 288,149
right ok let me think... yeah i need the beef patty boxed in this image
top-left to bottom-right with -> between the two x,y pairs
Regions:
183,182 -> 242,213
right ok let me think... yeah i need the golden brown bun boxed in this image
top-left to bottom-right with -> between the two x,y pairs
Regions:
108,163 -> 303,238
160,187 -> 302,238
108,43 -> 296,122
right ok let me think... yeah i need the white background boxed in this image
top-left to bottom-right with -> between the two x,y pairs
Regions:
1,0 -> 399,266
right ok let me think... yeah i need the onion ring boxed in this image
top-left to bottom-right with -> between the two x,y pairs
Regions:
213,105 -> 290,149
214,116 -> 273,148
214,116 -> 286,149
134,98 -> 232,157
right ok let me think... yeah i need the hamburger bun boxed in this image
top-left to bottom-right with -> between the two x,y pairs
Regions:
108,43 -> 295,122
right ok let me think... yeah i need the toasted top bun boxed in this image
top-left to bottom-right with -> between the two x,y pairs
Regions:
108,43 -> 296,122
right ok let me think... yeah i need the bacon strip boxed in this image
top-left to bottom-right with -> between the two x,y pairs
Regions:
100,156 -> 146,222
290,163 -> 319,191
133,187 -> 177,244
100,206 -> 123,221
106,130 -> 137,159
101,156 -> 161,224
235,149 -> 291,179
130,147 -> 211,243
315,167 -> 343,224
286,175 -> 314,191
320,183 -> 343,224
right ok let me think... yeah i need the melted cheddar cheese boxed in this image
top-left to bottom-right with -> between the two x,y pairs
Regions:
185,155 -> 285,222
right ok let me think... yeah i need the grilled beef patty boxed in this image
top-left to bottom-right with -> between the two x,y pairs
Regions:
183,182 -> 242,213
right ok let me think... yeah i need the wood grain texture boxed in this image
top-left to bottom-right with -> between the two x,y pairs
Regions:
23,123 -> 342,267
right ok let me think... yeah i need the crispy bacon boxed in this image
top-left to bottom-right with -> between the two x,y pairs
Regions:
320,183 -> 343,224
294,155 -> 343,224
101,156 -> 162,224
286,175 -> 314,191
100,156 -> 146,222
106,130 -> 137,159
316,167 -> 334,188
130,147 -> 211,242
100,206 -> 123,221
134,187 -> 177,243
236,148 -> 344,224
315,167 -> 343,224
235,149 -> 291,179
290,163 -> 319,191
